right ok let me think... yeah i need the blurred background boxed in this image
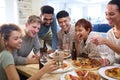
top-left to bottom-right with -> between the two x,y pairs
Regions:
0,0 -> 110,27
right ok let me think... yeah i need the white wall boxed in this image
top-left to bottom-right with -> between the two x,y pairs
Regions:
5,0 -> 18,24
3,0 -> 110,25
32,0 -> 109,24
31,0 -> 49,16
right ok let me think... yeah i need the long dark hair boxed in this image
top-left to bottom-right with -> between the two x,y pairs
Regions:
108,0 -> 120,12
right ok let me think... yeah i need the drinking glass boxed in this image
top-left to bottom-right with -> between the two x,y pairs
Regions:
54,49 -> 64,67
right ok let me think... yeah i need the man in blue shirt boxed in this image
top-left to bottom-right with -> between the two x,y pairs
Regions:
38,5 -> 58,52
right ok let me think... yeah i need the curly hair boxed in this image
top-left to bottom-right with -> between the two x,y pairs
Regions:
0,24 -> 22,52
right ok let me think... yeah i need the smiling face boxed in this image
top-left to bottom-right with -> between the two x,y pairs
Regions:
75,25 -> 90,42
105,4 -> 120,26
41,13 -> 53,27
57,17 -> 71,32
25,22 -> 40,38
74,19 -> 92,43
6,31 -> 22,51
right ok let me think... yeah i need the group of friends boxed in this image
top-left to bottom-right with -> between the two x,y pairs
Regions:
0,0 -> 120,80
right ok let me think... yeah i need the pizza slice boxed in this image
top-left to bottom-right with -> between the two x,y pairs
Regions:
75,69 -> 100,80
105,67 -> 120,79
61,63 -> 69,70
65,74 -> 80,80
84,72 -> 100,80
73,58 -> 101,70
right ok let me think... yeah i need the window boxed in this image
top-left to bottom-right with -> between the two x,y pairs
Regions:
0,0 -> 6,24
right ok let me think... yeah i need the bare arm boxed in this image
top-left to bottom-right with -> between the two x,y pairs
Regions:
105,39 -> 120,54
26,57 -> 39,64
5,64 -> 20,80
27,61 -> 59,80
91,36 -> 120,54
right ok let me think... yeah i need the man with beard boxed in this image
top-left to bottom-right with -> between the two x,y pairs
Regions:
38,5 -> 57,52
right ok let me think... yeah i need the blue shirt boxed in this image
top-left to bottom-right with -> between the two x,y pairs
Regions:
38,15 -> 58,50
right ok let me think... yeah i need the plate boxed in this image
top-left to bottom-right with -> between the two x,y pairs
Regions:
49,52 -> 71,59
50,61 -> 73,73
60,70 -> 77,80
60,69 -> 101,80
98,66 -> 119,80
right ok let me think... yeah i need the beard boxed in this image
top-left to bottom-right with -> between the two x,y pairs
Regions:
43,23 -> 51,27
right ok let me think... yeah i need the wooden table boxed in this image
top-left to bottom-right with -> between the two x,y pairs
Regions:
16,59 -> 73,80
16,58 -> 107,80
16,65 -> 63,80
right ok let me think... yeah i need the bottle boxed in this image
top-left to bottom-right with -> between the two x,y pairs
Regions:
41,40 -> 48,64
39,48 -> 44,69
71,42 -> 77,60
39,58 -> 44,69
43,40 -> 47,53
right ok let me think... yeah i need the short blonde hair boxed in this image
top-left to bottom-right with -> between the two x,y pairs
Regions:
27,15 -> 41,24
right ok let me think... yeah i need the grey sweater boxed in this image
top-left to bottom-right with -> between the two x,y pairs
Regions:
13,35 -> 41,65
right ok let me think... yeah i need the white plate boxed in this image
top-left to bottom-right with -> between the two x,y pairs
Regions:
49,52 -> 71,59
98,66 -> 119,80
50,61 -> 73,74
60,70 -> 77,80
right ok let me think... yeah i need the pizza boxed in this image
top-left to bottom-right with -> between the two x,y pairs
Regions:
65,69 -> 100,80
65,74 -> 79,80
50,51 -> 70,58
56,61 -> 69,70
75,69 -> 100,80
105,67 -> 120,79
64,52 -> 70,57
61,63 -> 69,70
73,58 -> 101,70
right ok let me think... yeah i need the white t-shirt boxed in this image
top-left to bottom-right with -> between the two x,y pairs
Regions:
107,29 -> 120,63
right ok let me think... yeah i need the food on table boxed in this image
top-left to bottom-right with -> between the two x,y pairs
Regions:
50,51 -> 70,58
65,69 -> 100,80
65,74 -> 79,80
72,58 -> 101,70
61,63 -> 69,70
64,52 -> 69,57
105,67 -> 120,79
56,60 -> 62,66
55,61 -> 69,70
